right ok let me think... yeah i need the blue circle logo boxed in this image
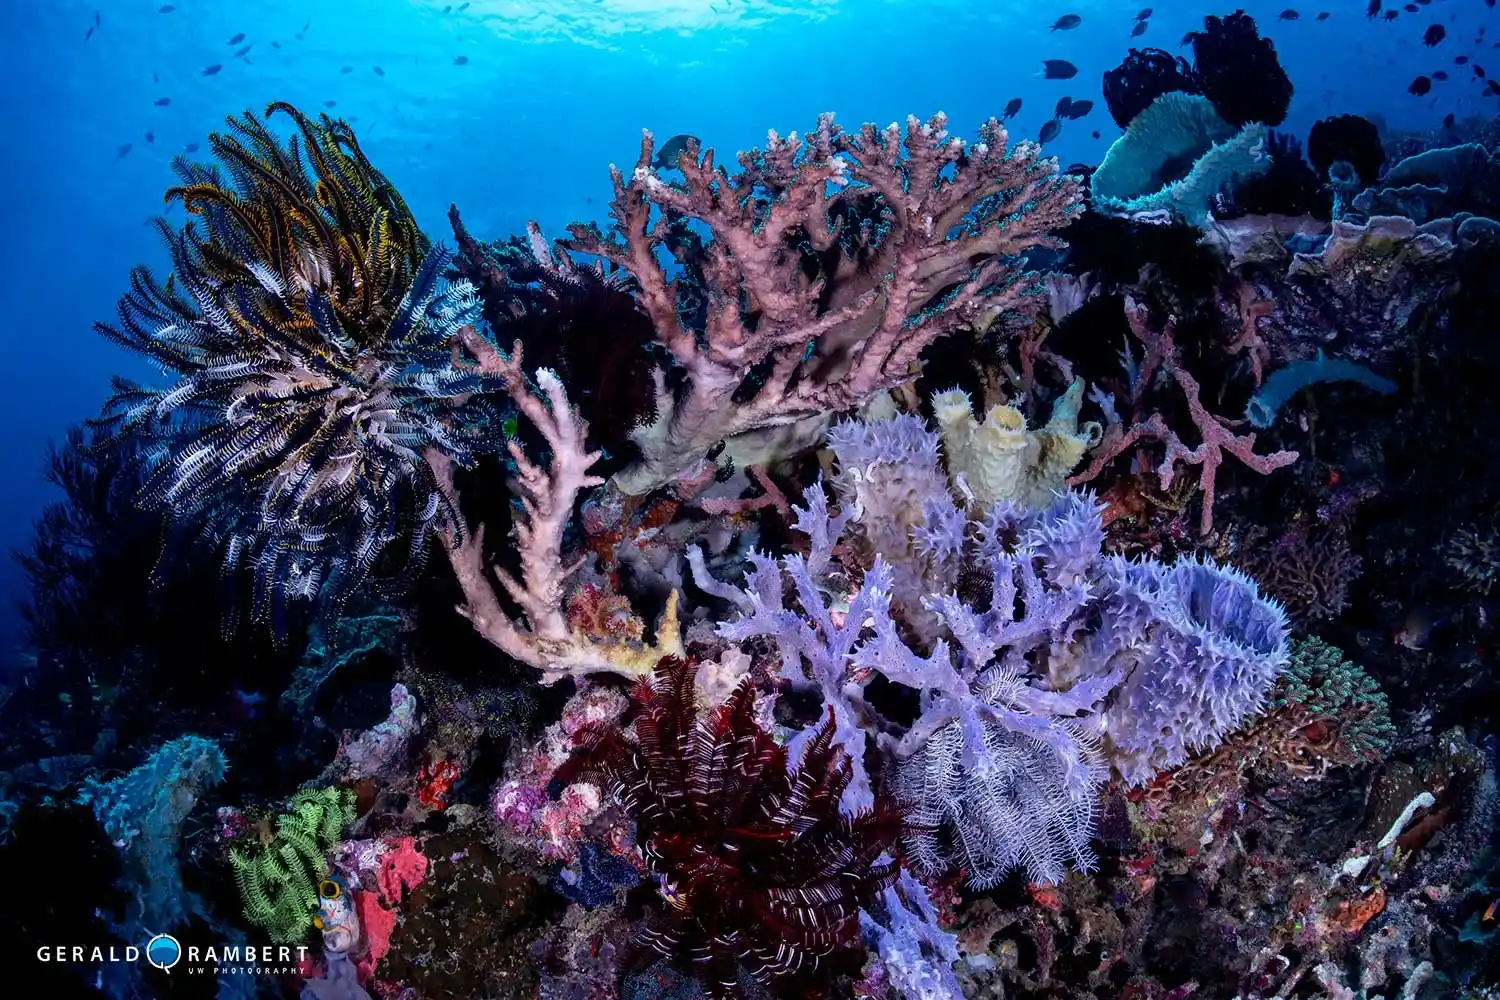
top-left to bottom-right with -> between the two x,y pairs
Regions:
145,934 -> 181,972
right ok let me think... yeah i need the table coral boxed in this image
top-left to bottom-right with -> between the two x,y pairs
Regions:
564,112 -> 1083,499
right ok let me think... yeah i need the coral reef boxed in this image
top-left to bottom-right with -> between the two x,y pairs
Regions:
564,113 -> 1083,501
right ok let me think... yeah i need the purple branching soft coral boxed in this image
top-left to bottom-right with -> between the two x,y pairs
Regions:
691,413 -> 1290,890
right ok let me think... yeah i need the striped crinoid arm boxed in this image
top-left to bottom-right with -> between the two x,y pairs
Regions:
550,657 -> 900,997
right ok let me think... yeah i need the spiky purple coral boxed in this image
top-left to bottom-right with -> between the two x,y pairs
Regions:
694,413 -> 1291,889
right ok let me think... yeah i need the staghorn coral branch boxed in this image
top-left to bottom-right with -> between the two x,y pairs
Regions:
426,325 -> 680,683
564,112 -> 1084,499
1069,298 -> 1297,534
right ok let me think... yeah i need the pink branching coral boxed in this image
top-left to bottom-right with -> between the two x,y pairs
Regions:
565,113 -> 1084,500
1070,296 -> 1298,534
425,327 -> 682,683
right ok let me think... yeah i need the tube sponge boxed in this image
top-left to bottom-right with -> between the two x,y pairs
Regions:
931,378 -> 1101,510
1245,352 -> 1396,428
1092,92 -> 1270,227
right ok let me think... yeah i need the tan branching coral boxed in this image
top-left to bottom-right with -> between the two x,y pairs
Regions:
426,326 -> 680,684
565,112 -> 1084,501
931,378 -> 1101,509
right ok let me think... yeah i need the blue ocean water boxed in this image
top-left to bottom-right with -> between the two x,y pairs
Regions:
0,0 -> 1493,653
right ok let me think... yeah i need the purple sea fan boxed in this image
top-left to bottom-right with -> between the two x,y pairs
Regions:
1088,556 -> 1291,784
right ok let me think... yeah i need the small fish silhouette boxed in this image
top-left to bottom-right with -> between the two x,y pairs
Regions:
1423,24 -> 1444,46
323,100 -> 337,108
1135,8 -> 1152,20
1366,0 -> 1381,18
228,32 -> 245,45
145,132 -> 155,144
234,44 -> 252,57
85,26 -> 95,41
185,141 -> 201,153
1043,59 -> 1077,79
1062,99 -> 1094,120
154,97 -> 171,106
1131,20 -> 1147,36
1002,97 -> 1022,119
158,4 -> 174,12
341,66 -> 354,73
453,55 -> 469,65
203,64 -> 223,76
1316,12 -> 1330,20
1050,14 -> 1081,31
1408,74 -> 1432,94
1279,8 -> 1300,19
1432,69 -> 1448,80
652,134 -> 700,169
1456,55 -> 1469,64
458,1 -> 471,9
1055,96 -> 1073,116
1091,130 -> 1101,138
272,41 -> 281,49
373,65 -> 385,76
1383,9 -> 1398,20
116,142 -> 133,160
1038,119 -> 1062,144
1442,113 -> 1455,128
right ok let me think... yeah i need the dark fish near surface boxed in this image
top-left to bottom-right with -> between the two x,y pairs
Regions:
271,41 -> 281,48
1423,25 -> 1445,46
1456,55 -> 1469,64
1487,79 -> 1500,96
1409,74 -> 1432,94
1038,119 -> 1062,144
1432,69 -> 1448,80
234,44 -> 252,57
1279,9 -> 1300,19
1317,12 -> 1330,20
144,132 -> 155,144
458,1 -> 470,9
1002,97 -> 1022,119
228,32 -> 245,45
1043,59 -> 1077,79
158,4 -> 174,11
184,141 -> 200,153
1055,96 -> 1073,116
373,65 -> 385,75
653,133 -> 699,169
154,97 -> 171,106
1366,0 -> 1380,17
341,65 -> 354,73
85,26 -> 95,41
1442,113 -> 1455,128
202,63 -> 223,75
1476,64 -> 1488,79
1404,2 -> 1417,10
1091,129 -> 1101,138
1383,9 -> 1398,20
116,142 -> 132,160
1050,14 -> 1081,31
452,55 -> 469,65
1135,8 -> 1152,20
324,100 -> 337,107
1062,98 -> 1094,119
1131,20 -> 1148,36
